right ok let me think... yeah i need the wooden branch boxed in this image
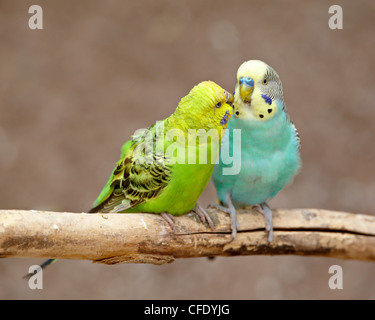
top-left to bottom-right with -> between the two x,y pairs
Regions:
1,208 -> 375,264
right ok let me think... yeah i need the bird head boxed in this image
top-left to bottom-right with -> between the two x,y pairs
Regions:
234,60 -> 285,122
174,81 -> 234,133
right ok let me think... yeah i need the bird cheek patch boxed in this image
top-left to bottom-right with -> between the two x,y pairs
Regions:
261,94 -> 272,105
220,110 -> 231,126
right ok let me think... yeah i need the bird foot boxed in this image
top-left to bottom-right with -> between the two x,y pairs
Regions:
193,203 -> 214,230
208,202 -> 238,240
253,203 -> 273,242
160,213 -> 176,232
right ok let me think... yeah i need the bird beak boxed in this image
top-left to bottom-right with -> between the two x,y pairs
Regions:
239,77 -> 254,103
224,90 -> 234,105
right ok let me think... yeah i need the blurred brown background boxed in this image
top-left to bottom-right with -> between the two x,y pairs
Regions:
1,0 -> 375,299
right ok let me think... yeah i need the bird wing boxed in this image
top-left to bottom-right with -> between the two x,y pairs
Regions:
291,122 -> 301,151
89,125 -> 172,213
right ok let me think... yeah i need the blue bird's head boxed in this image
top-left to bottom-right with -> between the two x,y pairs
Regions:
233,60 -> 285,122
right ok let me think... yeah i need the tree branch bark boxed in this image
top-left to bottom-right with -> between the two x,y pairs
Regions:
1,208 -> 375,264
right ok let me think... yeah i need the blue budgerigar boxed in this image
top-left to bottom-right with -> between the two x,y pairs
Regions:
212,60 -> 301,241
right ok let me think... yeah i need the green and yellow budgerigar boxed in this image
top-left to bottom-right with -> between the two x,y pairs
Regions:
26,81 -> 234,277
89,80 -> 234,226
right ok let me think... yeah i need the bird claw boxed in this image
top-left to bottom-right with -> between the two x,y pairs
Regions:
161,205 -> 215,233
253,203 -> 273,242
209,201 -> 238,240
160,213 -> 176,232
193,203 -> 214,230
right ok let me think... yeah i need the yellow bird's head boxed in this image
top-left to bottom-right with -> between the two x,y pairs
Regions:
175,81 -> 234,132
233,60 -> 285,122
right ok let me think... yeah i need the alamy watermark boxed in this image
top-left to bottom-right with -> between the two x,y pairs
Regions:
328,5 -> 343,30
27,265 -> 43,289
28,5 -> 43,30
28,4 -> 344,31
131,122 -> 241,175
328,265 -> 343,290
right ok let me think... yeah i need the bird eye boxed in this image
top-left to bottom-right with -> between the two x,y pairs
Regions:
215,102 -> 222,108
263,78 -> 268,85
